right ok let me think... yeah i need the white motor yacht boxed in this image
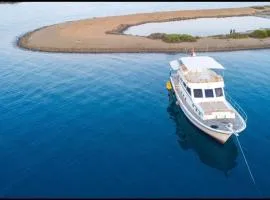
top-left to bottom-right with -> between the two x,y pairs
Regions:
168,50 -> 247,144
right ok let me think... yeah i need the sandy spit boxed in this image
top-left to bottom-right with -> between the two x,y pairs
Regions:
17,6 -> 270,53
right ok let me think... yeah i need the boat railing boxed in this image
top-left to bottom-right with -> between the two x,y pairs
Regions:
225,91 -> 248,123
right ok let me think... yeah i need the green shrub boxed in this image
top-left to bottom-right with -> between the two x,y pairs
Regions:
266,29 -> 270,37
251,6 -> 265,10
249,30 -> 268,38
147,33 -> 166,40
162,34 -> 197,43
147,33 -> 197,42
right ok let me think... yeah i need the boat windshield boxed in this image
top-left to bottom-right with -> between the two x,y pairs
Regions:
215,88 -> 223,97
205,89 -> 214,98
193,89 -> 203,98
192,88 -> 224,98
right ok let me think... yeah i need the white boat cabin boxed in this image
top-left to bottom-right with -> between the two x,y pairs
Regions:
170,56 -> 235,121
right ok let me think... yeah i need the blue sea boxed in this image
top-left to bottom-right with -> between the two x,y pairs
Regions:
0,2 -> 270,198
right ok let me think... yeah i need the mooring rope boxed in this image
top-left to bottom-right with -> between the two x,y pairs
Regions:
234,134 -> 263,197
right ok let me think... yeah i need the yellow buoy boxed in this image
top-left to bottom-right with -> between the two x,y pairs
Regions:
166,81 -> 172,90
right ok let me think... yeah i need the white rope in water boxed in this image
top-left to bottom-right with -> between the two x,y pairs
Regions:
234,134 -> 263,196
235,135 -> 255,184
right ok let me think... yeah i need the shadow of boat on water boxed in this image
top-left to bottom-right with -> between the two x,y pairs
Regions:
167,90 -> 238,176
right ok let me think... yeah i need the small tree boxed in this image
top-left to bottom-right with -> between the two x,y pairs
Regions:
249,30 -> 268,38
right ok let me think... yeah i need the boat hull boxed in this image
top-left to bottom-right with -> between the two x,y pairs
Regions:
169,78 -> 232,144
179,102 -> 231,144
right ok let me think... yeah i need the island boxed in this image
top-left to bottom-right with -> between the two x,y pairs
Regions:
17,6 -> 270,53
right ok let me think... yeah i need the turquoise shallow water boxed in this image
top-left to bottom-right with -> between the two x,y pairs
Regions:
1,2 -> 270,197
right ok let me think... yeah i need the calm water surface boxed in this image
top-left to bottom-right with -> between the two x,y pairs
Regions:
124,16 -> 270,37
0,2 -> 270,197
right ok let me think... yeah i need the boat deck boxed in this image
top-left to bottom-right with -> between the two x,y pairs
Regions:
180,65 -> 223,83
198,101 -> 234,115
171,74 -> 245,134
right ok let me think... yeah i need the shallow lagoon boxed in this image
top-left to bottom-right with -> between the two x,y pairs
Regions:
124,16 -> 270,37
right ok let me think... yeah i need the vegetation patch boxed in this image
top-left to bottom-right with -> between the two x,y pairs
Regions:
266,29 -> 270,36
249,29 -> 268,38
147,33 -> 197,43
147,28 -> 270,43
147,33 -> 166,40
163,34 -> 197,42
251,6 -> 266,10
214,29 -> 270,39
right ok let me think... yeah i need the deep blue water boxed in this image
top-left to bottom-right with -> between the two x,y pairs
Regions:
0,2 -> 270,198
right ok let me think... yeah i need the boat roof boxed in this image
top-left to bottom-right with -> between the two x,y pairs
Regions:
184,69 -> 223,83
179,56 -> 225,71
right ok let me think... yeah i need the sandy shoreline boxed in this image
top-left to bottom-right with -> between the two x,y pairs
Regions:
17,6 -> 270,53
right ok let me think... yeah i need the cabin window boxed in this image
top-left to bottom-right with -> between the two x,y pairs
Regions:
205,89 -> 214,98
193,89 -> 203,98
215,88 -> 223,97
187,87 -> 191,96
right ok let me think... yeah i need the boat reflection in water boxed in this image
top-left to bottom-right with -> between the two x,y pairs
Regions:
167,90 -> 238,175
